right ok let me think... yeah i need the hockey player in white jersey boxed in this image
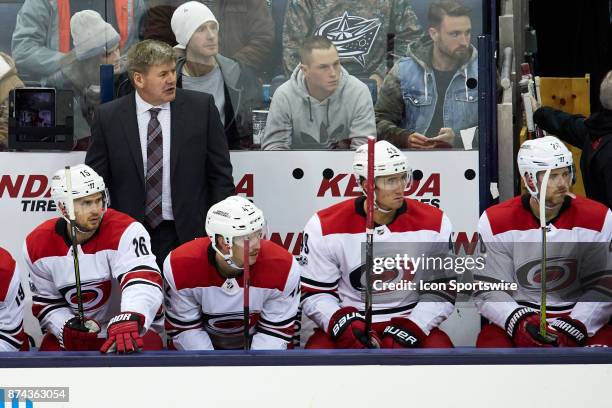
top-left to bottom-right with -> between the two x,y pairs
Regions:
0,247 -> 28,351
300,140 -> 455,349
475,136 -> 612,347
24,165 -> 164,353
163,196 -> 300,350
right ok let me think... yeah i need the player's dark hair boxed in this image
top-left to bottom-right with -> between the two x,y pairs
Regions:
299,36 -> 336,65
428,0 -> 472,28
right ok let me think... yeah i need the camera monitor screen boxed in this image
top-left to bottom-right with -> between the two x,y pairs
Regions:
8,88 -> 73,150
14,88 -> 55,128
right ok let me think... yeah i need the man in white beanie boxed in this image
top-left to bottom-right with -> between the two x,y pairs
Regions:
143,0 -> 274,79
171,1 -> 259,149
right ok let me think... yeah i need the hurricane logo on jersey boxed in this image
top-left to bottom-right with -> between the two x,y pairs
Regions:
516,257 -> 578,292
60,280 -> 112,312
315,11 -> 381,67
204,312 -> 257,335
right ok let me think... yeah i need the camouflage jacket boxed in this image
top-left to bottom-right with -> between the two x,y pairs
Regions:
282,0 -> 421,79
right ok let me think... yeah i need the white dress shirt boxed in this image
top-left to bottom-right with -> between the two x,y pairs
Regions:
135,91 -> 174,221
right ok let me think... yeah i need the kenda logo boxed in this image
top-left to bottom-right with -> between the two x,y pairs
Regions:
0,175 -> 51,199
316,173 -> 441,207
0,174 -> 56,212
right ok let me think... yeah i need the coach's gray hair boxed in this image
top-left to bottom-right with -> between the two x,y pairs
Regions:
600,70 -> 612,110
126,40 -> 176,82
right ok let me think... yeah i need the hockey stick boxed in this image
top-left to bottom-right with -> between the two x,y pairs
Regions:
64,166 -> 85,324
364,137 -> 375,347
536,169 -> 557,343
243,238 -> 250,350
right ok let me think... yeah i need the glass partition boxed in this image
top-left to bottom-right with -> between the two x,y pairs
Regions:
0,0 -> 482,151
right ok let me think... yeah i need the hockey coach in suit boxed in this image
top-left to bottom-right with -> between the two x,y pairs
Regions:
86,40 -> 235,267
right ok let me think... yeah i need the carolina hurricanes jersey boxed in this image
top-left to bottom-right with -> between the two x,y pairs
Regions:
476,195 -> 612,335
23,209 -> 163,341
300,196 -> 455,335
0,247 -> 26,351
163,237 -> 300,350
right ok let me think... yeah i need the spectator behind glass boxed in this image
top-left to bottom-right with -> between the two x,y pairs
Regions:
11,0 -> 144,81
144,0 -> 274,79
261,36 -> 375,150
375,0 -> 478,149
0,53 -> 25,151
171,1 -> 259,149
42,10 -> 124,149
533,70 -> 612,209
282,0 -> 422,89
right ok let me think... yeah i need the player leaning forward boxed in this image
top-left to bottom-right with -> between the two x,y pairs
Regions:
24,165 -> 164,352
475,136 -> 612,347
163,196 -> 300,350
300,140 -> 455,349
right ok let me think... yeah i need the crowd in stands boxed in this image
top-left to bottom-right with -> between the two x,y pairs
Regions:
0,0 -> 480,152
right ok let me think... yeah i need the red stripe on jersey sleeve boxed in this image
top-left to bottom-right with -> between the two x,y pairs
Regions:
257,323 -> 294,342
119,270 -> 163,290
31,302 -> 45,318
388,199 -> 444,233
0,248 -> 16,302
165,318 -> 203,334
300,285 -> 339,303
32,299 -> 67,320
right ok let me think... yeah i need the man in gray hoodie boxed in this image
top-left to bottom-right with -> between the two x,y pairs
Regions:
261,36 -> 375,150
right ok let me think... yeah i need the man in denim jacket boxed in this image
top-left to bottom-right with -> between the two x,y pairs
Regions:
375,0 -> 477,149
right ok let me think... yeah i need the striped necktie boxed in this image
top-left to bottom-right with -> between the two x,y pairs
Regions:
145,108 -> 163,228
